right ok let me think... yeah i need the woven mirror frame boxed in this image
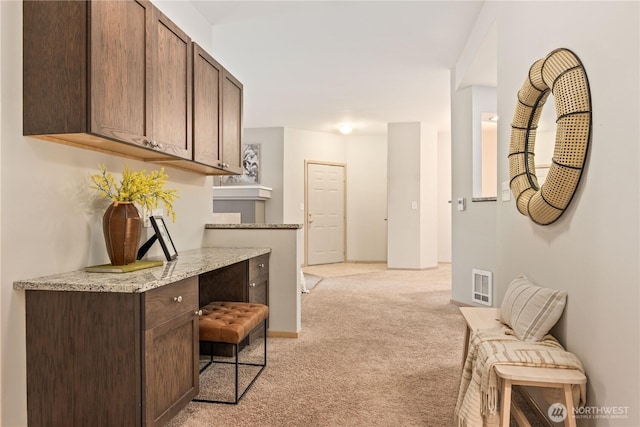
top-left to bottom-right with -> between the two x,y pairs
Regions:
508,48 -> 592,225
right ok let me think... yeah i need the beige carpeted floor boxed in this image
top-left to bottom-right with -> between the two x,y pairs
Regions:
167,263 -> 544,427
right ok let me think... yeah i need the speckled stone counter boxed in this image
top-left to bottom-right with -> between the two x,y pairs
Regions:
13,247 -> 271,293
205,223 -> 303,229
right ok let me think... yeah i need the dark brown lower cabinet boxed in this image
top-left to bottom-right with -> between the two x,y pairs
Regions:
25,277 -> 199,427
23,254 -> 269,425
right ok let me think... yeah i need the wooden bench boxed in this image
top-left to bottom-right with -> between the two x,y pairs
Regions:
460,307 -> 586,427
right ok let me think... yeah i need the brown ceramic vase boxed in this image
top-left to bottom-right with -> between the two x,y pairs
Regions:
103,202 -> 142,266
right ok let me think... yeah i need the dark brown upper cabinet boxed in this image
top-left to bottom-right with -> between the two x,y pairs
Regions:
150,7 -> 192,160
23,0 -> 240,176
190,43 -> 243,175
220,69 -> 244,175
192,43 -> 223,168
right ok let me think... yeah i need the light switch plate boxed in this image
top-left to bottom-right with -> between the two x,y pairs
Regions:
501,181 -> 511,201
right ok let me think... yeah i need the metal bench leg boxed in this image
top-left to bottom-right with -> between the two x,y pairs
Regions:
194,319 -> 267,405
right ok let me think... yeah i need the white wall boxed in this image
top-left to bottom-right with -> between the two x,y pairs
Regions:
0,2 -> 215,425
387,122 -> 438,269
438,130 -> 452,263
245,127 -> 392,264
451,85 -> 498,304
243,127 -> 285,224
454,2 -> 639,425
346,134 -> 387,262
0,2 -> 3,423
248,126 -> 450,265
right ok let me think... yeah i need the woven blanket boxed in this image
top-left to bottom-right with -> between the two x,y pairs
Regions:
454,327 -> 586,427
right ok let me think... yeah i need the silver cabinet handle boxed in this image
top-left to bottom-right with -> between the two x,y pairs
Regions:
143,139 -> 164,150
173,296 -> 183,303
258,263 -> 265,268
249,282 -> 256,288
195,309 -> 203,316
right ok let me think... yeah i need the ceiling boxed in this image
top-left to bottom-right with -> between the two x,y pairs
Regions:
189,1 -> 491,136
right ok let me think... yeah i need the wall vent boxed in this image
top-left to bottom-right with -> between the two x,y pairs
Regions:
472,269 -> 493,306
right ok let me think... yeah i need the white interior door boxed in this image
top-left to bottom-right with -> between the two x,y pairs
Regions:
306,162 -> 345,266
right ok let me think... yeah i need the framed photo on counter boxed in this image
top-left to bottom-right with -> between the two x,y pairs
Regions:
150,216 -> 178,261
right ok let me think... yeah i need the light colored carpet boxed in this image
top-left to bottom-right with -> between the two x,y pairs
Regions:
168,265 -> 466,426
168,264 -> 545,426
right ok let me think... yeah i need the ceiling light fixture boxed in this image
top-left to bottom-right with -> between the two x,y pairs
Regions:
338,123 -> 353,135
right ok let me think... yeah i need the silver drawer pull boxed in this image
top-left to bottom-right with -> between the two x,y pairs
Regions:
195,309 -> 203,316
258,263 -> 265,268
173,296 -> 183,303
143,139 -> 164,150
249,282 -> 256,288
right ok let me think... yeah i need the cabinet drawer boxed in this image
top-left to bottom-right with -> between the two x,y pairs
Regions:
144,277 -> 198,330
248,277 -> 268,306
248,254 -> 269,280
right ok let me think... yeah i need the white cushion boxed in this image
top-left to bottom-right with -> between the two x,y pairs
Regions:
500,275 -> 567,342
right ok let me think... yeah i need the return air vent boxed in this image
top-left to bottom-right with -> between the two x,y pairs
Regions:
472,269 -> 493,306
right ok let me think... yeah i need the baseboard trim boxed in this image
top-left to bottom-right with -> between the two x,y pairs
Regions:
343,260 -> 387,264
267,330 -> 299,339
450,299 -> 475,307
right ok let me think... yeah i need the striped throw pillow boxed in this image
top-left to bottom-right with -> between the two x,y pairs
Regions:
500,275 -> 567,342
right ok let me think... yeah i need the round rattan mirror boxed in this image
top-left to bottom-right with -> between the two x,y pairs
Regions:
508,48 -> 592,225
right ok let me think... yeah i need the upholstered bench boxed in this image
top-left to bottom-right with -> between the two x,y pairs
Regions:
456,276 -> 587,427
193,301 -> 269,404
459,307 -> 587,427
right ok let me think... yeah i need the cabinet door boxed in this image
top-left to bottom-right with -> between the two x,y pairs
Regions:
152,8 -> 193,159
193,43 -> 222,167
143,278 -> 199,426
144,310 -> 199,426
25,291 -> 142,426
221,70 -> 244,174
89,0 -> 152,147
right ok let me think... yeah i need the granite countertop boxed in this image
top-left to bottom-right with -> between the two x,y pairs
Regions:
13,247 -> 271,293
205,223 -> 303,229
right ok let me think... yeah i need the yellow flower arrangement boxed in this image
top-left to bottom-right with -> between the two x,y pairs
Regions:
90,164 -> 179,222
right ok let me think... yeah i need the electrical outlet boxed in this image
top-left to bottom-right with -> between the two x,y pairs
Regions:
142,207 -> 151,227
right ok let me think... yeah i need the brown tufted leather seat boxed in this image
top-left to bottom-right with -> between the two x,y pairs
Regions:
199,302 -> 269,344
194,301 -> 269,404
